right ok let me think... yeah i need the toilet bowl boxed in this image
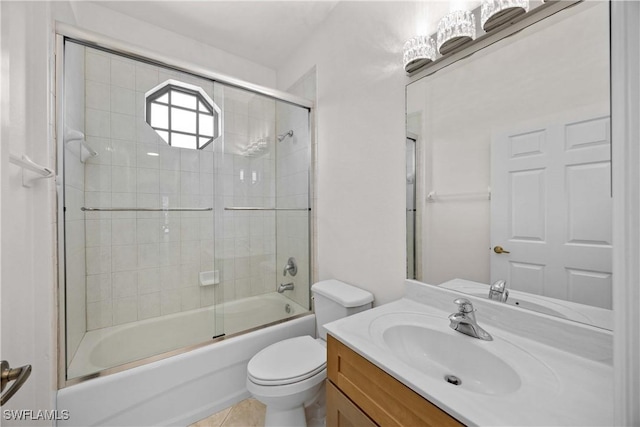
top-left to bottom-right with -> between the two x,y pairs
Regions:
247,336 -> 326,426
246,280 -> 373,427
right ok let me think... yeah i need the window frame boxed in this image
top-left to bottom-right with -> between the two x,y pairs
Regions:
144,79 -> 221,150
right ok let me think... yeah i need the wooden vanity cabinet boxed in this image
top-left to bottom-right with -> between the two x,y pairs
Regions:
326,334 -> 464,427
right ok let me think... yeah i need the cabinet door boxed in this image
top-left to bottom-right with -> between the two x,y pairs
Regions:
327,381 -> 377,427
328,335 -> 464,427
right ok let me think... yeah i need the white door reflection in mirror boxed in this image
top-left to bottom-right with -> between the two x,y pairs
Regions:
491,112 -> 612,309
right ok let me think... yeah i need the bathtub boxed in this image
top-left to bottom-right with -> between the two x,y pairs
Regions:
58,293 -> 315,426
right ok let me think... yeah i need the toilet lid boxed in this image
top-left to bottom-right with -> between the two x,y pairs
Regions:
247,336 -> 326,386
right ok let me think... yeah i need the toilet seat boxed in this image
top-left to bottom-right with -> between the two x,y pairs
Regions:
247,336 -> 326,386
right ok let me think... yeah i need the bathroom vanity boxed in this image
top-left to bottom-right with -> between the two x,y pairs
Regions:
324,280 -> 613,427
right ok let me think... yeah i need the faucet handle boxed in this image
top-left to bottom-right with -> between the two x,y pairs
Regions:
453,298 -> 475,313
283,257 -> 297,277
489,280 -> 509,302
490,280 -> 506,292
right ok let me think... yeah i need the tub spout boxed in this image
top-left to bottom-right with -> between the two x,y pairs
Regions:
278,282 -> 294,293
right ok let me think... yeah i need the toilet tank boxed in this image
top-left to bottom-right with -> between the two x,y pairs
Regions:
311,279 -> 374,340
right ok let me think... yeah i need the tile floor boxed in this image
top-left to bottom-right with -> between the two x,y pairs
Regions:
190,396 -> 326,427
190,399 -> 266,427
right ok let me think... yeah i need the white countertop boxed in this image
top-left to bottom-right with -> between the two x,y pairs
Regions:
439,278 -> 613,330
325,296 -> 613,426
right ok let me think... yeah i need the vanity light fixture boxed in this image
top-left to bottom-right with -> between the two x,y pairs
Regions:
404,0 -> 572,75
481,0 -> 529,32
437,10 -> 476,55
403,35 -> 436,73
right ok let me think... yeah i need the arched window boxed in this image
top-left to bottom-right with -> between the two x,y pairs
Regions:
145,79 -> 220,150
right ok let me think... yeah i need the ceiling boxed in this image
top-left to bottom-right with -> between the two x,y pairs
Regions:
93,1 -> 340,70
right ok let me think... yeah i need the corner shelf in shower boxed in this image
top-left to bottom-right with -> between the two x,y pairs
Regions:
64,129 -> 97,163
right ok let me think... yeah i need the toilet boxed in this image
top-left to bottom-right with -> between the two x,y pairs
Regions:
246,279 -> 374,427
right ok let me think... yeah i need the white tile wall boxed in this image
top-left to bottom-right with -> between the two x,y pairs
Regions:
87,300 -> 113,330
77,47 -> 313,333
86,52 -> 110,84
87,273 -> 111,303
111,59 -> 135,89
86,108 -> 111,137
215,87 -> 283,302
138,268 -> 160,294
138,292 -> 160,320
113,296 -> 137,325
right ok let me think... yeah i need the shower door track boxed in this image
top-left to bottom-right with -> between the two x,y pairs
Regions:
54,22 -> 314,110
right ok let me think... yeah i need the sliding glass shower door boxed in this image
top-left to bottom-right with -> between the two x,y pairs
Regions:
214,85 -> 311,335
63,41 -> 223,380
61,39 -> 311,382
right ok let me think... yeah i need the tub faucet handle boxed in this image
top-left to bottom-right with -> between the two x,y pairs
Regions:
283,257 -> 297,277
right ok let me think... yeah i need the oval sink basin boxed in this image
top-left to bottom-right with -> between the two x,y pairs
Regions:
382,324 -> 521,395
368,313 -> 558,397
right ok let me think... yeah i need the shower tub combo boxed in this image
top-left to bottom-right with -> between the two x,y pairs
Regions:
56,24 -> 314,426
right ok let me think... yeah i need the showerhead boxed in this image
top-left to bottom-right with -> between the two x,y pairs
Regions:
277,130 -> 294,142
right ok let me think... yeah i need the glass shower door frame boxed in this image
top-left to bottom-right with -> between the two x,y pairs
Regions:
54,26 -> 314,389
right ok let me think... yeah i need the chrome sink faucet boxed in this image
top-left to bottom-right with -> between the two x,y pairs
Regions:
448,298 -> 493,341
488,279 -> 509,302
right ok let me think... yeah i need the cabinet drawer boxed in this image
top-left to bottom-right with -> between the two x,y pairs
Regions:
327,334 -> 464,427
327,381 -> 377,427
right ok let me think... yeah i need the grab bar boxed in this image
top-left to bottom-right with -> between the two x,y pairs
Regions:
224,207 -> 311,211
81,207 -> 213,212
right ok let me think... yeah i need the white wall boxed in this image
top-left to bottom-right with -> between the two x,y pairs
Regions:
0,2 -> 67,422
63,2 -> 276,89
276,2 -> 419,305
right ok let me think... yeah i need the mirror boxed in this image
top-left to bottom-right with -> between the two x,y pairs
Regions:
406,1 -> 612,329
